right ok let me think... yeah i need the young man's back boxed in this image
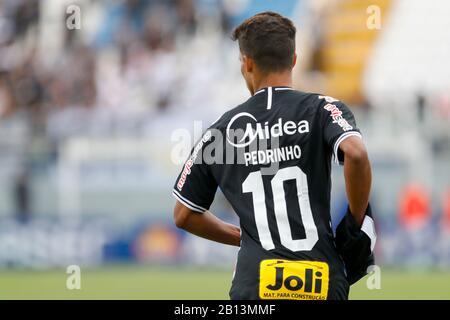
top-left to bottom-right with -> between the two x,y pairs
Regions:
173,12 -> 374,300
174,87 -> 362,299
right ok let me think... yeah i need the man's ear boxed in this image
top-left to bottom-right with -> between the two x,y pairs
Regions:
243,55 -> 254,73
292,53 -> 297,69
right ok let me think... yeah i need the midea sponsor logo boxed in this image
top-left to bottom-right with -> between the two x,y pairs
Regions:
226,112 -> 309,148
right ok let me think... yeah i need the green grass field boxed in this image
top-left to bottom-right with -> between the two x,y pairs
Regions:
1,265 -> 449,300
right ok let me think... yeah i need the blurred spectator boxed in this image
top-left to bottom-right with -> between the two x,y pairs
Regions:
443,189 -> 450,232
13,169 -> 31,223
52,43 -> 97,109
9,51 -> 44,114
94,0 -> 150,49
399,184 -> 431,230
0,0 -> 40,44
416,94 -> 426,123
0,71 -> 16,117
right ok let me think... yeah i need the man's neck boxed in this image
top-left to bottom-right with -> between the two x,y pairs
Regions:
253,71 -> 293,94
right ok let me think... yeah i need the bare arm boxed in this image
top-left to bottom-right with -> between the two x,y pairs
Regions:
339,136 -> 372,226
173,201 -> 241,247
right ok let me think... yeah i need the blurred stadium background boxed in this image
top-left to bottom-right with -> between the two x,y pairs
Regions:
0,0 -> 449,299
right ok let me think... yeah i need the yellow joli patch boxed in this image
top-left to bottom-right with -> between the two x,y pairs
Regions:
259,260 -> 329,300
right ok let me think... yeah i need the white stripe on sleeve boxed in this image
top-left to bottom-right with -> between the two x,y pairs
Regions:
333,131 -> 362,165
172,190 -> 207,213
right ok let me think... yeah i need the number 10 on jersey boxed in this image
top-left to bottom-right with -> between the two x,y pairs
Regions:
242,166 -> 319,252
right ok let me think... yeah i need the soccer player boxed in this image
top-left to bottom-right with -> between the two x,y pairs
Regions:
172,12 -> 375,300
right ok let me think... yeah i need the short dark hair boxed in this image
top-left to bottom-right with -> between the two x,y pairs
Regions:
232,11 -> 296,73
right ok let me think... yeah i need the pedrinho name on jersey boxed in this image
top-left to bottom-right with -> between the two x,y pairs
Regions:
244,145 -> 302,166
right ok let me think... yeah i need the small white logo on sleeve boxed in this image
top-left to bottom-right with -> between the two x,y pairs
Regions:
322,103 -> 353,132
177,130 -> 211,191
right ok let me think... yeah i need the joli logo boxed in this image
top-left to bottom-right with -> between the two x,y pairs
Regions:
266,266 -> 323,293
259,260 -> 329,300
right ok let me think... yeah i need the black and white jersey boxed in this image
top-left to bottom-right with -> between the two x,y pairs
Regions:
173,87 -> 363,300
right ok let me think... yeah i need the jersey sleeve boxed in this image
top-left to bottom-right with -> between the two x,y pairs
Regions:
320,96 -> 362,165
172,129 -> 218,213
